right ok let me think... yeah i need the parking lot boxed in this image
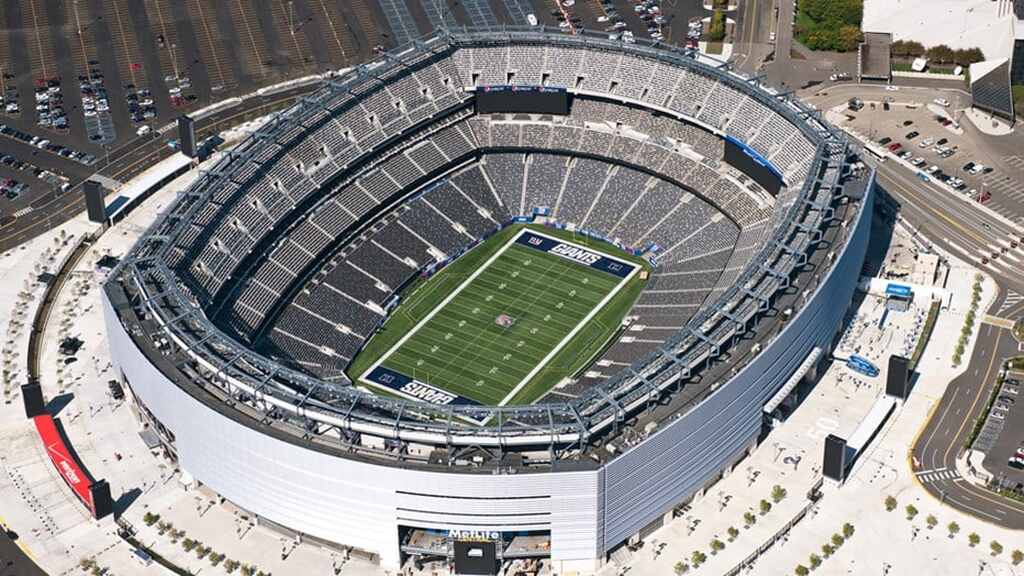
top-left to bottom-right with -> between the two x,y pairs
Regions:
841,92 -> 1024,225
980,375 -> 1024,490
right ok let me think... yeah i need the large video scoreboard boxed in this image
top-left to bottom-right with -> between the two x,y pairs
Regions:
475,85 -> 570,115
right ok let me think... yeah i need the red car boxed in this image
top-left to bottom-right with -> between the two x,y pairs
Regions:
887,143 -> 902,152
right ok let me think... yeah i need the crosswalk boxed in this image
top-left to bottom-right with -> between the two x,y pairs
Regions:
998,290 -> 1023,315
12,206 -> 33,218
916,467 -> 960,483
978,156 -> 1024,224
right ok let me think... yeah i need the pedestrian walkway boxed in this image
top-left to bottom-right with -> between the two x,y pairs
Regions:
997,290 -> 1022,315
915,468 -> 960,483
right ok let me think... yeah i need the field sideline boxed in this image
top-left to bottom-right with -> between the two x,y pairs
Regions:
348,224 -> 650,406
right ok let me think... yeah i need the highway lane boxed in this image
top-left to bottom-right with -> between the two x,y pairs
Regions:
0,85 -> 315,253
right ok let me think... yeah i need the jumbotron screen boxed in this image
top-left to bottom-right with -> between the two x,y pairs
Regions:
723,136 -> 783,196
475,85 -> 570,115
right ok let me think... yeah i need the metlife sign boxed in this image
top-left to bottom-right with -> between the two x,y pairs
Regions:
515,231 -> 634,278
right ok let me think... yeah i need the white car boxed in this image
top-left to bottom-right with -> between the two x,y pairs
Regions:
933,98 -> 950,107
136,125 -> 152,136
885,85 -> 899,91
526,13 -> 538,26
597,15 -> 609,22
918,138 -> 933,148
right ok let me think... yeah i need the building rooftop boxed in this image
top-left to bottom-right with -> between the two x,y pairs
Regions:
863,0 -> 1015,62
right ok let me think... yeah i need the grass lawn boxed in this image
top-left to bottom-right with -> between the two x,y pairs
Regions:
348,224 -> 649,406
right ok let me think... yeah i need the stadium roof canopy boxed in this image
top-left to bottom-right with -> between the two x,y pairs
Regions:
862,0 -> 1016,61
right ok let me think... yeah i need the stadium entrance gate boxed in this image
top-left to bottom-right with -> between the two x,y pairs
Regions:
398,526 -> 550,574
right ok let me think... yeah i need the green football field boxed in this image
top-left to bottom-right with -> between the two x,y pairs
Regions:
351,225 -> 647,406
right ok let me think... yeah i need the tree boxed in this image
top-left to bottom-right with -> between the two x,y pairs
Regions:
905,504 -> 918,520
968,533 -> 980,547
1012,549 -> 1023,565
926,515 -> 937,529
795,565 -> 809,576
759,499 -> 772,515
691,550 -> 706,567
182,538 -> 197,552
947,522 -> 960,538
224,559 -> 240,574
842,523 -> 854,538
710,539 -> 725,553
809,553 -> 822,569
991,541 -> 1003,556
821,543 -> 835,558
884,495 -> 897,512
674,561 -> 690,575
744,511 -> 757,527
708,11 -> 726,42
926,44 -> 955,64
727,526 -> 739,541
831,533 -> 845,547
771,485 -> 788,503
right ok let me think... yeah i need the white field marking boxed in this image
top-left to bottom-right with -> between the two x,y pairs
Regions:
496,229 -> 638,406
360,227 -> 637,406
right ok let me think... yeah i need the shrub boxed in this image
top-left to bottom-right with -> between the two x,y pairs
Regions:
182,538 -> 197,552
968,533 -> 980,547
759,499 -> 772,515
842,523 -> 854,538
831,533 -> 845,547
708,11 -> 726,42
224,559 -> 240,573
1012,549 -> 1023,565
905,504 -> 918,520
691,550 -> 707,566
727,526 -> 739,541
821,543 -> 835,557
926,515 -> 937,529
771,485 -> 788,503
142,512 -> 160,526
674,561 -> 690,575
795,565 -> 809,576
947,522 -> 959,537
209,552 -> 225,566
744,511 -> 756,526
809,553 -> 822,569
710,539 -> 725,553
991,541 -> 1003,556
884,495 -> 897,512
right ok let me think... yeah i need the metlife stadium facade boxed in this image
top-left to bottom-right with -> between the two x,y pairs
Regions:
102,28 -> 873,573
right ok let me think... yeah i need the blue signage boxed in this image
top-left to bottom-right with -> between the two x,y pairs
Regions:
515,231 -> 635,278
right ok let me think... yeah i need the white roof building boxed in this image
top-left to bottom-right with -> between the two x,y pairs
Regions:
862,0 -> 1016,61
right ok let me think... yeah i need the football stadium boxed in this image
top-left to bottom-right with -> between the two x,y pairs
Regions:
102,28 -> 874,574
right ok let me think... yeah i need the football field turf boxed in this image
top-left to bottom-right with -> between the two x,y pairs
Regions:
353,226 -> 646,407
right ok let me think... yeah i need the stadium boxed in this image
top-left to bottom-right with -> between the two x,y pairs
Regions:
102,28 -> 874,574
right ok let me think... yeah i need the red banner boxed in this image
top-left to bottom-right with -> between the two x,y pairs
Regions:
33,415 -> 95,516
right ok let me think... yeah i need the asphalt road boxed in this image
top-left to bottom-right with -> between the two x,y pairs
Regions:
864,148 -> 1024,526
911,323 -> 1024,528
796,81 -> 1024,525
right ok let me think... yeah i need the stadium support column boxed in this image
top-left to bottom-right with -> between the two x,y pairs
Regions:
20,383 -> 46,418
822,434 -> 847,486
83,179 -> 106,224
179,115 -> 197,158
885,355 -> 911,401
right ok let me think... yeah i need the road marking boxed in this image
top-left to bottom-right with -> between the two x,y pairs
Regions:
918,470 -> 960,482
983,315 -> 1016,330
997,290 -> 1022,315
12,207 -> 33,218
